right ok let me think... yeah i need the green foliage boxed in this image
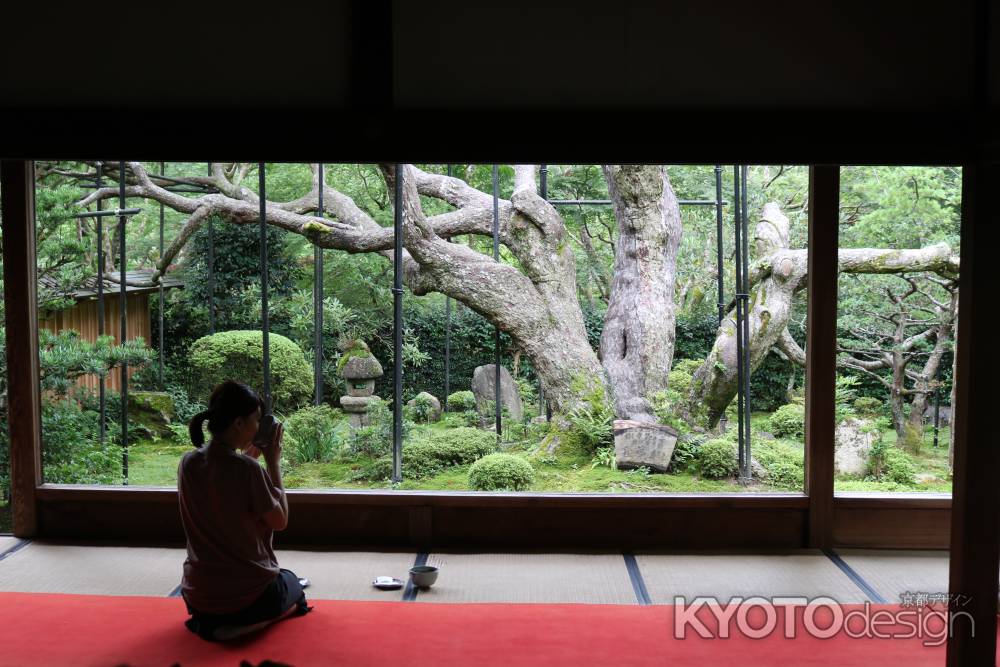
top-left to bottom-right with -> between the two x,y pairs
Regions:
899,421 -> 924,454
752,439 -> 804,489
565,379 -> 613,454
188,330 -> 313,413
408,393 -> 436,423
673,313 -> 719,360
590,446 -> 617,470
516,376 -> 538,408
853,397 -> 883,418
364,427 -> 498,480
346,399 -> 408,459
468,453 -> 535,491
835,375 -> 860,422
447,390 -> 476,412
867,439 -> 916,485
670,434 -> 705,472
667,360 -> 698,396
283,405 -> 342,464
769,403 -> 806,439
698,439 -> 738,479
41,399 -> 121,485
38,330 -> 153,399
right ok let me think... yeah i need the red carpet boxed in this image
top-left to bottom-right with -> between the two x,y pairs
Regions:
0,592 -> 992,666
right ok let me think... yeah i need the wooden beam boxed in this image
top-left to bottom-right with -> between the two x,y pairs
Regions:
946,161 -> 999,667
1,160 -> 42,537
804,165 -> 839,549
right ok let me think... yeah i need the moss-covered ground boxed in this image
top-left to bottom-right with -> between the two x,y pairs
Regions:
120,410 -> 952,494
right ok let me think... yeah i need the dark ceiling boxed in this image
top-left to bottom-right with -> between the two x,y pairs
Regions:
0,0 -> 995,162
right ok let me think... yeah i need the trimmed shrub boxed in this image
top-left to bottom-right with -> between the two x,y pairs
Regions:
468,453 -> 535,491
364,427 -> 498,480
189,330 -> 313,413
769,403 -> 805,440
752,439 -> 804,489
867,440 -> 916,485
853,397 -> 882,418
698,438 -> 738,479
405,428 -> 498,476
283,404 -> 342,464
447,390 -> 476,412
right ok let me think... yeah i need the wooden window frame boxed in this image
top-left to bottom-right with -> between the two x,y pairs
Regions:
0,161 -> 961,551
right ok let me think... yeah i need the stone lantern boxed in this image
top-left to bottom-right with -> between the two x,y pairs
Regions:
338,342 -> 384,429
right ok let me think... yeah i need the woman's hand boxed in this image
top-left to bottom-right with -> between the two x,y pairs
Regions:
262,422 -> 283,468
242,443 -> 262,460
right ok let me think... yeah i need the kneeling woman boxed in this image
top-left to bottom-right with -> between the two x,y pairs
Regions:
178,380 -> 311,641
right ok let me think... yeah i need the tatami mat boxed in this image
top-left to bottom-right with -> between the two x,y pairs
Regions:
0,543 -> 970,608
276,549 -> 418,601
836,549 -> 950,604
417,552 -> 637,604
0,542 -> 185,596
637,550 -> 870,604
0,536 -> 21,555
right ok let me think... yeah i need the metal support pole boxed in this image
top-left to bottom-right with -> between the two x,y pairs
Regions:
158,162 -> 165,389
207,162 -> 215,334
539,163 -> 548,420
392,164 -> 404,483
492,164 -> 502,438
739,165 -> 753,482
118,161 -> 129,485
444,164 -> 452,412
933,370 -> 942,448
314,163 -> 324,406
715,165 -> 725,326
733,166 -> 748,482
95,162 -> 106,444
258,163 -> 271,411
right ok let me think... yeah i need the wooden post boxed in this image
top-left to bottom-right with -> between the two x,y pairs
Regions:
946,161 -> 998,667
1,161 -> 42,537
805,165 -> 839,549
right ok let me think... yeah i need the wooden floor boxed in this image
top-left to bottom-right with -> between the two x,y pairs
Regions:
0,536 -> 958,606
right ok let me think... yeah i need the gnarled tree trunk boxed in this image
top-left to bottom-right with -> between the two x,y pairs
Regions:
684,201 -> 960,429
600,165 -> 682,421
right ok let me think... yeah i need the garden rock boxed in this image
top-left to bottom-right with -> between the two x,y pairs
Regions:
127,391 -> 175,439
922,405 -> 951,426
407,391 -> 442,422
834,418 -> 878,476
471,364 -> 523,423
613,420 -> 678,473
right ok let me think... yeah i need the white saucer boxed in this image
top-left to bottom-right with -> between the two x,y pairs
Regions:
372,576 -> 404,590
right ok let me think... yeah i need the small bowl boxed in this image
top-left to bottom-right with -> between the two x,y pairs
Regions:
409,565 -> 439,588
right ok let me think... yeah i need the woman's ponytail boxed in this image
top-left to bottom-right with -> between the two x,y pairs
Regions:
189,410 -> 212,447
188,381 -> 263,448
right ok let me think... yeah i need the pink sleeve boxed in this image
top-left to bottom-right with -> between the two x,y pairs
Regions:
248,461 -> 282,517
